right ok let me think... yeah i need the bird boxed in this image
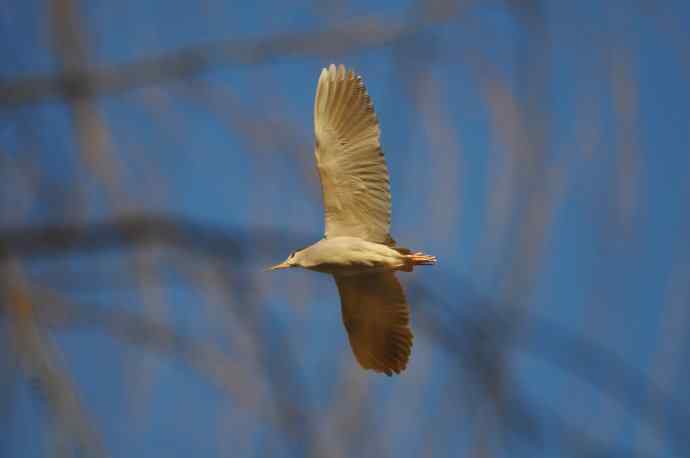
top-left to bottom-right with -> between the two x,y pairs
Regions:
269,64 -> 436,375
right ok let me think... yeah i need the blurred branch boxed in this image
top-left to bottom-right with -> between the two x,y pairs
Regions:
3,268 -> 105,458
2,213 -> 687,455
500,0 -> 555,304
217,261 -> 325,457
0,213 -> 298,261
30,289 -> 261,408
1,1 -> 683,456
410,279 -> 690,456
0,3 -> 467,108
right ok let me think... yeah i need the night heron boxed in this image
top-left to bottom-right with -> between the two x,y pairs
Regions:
269,64 -> 436,375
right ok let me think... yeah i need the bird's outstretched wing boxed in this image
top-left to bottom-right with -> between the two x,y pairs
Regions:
334,272 -> 413,375
314,64 -> 393,244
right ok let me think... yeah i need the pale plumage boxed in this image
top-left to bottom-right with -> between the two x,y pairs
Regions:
314,64 -> 392,244
269,64 -> 436,375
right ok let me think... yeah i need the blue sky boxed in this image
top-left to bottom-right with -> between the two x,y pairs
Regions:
2,1 -> 690,457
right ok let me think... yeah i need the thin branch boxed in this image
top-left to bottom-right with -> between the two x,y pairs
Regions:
0,214 -> 311,261
0,6 -> 466,108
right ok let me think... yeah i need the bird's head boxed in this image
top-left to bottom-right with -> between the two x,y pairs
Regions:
267,250 -> 302,271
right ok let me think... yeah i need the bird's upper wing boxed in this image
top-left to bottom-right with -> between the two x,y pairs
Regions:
314,64 -> 393,244
334,272 -> 413,375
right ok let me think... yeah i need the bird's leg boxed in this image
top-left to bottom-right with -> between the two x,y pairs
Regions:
397,252 -> 436,271
407,252 -> 437,265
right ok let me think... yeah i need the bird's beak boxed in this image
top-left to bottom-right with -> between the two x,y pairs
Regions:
266,261 -> 291,271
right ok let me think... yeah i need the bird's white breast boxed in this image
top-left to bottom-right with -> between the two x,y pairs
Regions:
300,237 -> 403,275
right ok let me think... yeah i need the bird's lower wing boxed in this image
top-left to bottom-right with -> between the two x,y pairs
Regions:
333,272 -> 413,375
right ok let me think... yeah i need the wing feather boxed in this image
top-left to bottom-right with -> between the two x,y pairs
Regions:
314,64 -> 393,243
334,272 -> 413,375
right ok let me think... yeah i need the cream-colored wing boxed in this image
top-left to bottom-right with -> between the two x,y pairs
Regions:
314,64 -> 393,244
334,272 -> 413,375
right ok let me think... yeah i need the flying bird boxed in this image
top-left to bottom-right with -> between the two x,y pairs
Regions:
269,64 -> 436,375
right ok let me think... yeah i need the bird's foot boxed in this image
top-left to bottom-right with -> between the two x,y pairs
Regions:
406,252 -> 437,266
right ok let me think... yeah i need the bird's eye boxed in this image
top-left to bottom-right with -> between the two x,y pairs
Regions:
288,252 -> 295,259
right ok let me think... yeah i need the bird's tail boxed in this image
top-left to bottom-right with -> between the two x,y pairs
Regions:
398,251 -> 437,272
